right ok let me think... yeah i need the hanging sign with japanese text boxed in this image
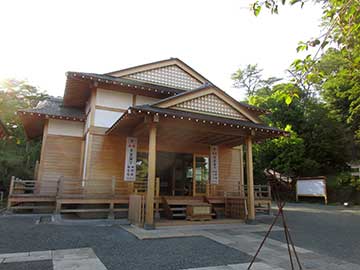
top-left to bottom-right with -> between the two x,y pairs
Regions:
210,145 -> 219,184
124,137 -> 137,181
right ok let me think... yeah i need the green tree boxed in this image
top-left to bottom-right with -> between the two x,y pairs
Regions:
252,0 -> 360,142
0,79 -> 47,192
232,64 -> 281,96
241,78 -> 350,178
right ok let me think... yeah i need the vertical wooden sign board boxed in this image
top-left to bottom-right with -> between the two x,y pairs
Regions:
210,145 -> 219,184
124,137 -> 137,181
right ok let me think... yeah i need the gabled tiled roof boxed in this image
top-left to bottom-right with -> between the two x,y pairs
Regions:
105,58 -> 212,86
19,97 -> 85,120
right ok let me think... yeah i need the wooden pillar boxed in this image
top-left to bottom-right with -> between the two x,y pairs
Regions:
7,176 -> 15,210
155,177 -> 160,220
145,125 -> 157,229
239,145 -> 245,197
245,137 -> 255,221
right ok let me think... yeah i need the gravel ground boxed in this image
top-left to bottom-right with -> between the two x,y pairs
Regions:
0,260 -> 53,270
256,203 -> 360,265
0,216 -> 251,270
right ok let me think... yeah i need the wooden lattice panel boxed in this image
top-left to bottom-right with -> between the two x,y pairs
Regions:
125,65 -> 202,90
173,94 -> 249,121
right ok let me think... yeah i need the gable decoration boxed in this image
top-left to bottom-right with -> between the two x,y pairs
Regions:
173,93 -> 249,121
125,65 -> 203,90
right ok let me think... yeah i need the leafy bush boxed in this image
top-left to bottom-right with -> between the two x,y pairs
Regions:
335,172 -> 360,191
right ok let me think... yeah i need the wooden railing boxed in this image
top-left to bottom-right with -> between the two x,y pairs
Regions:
132,177 -> 160,196
206,182 -> 271,200
56,177 -> 129,198
8,176 -> 38,196
252,185 -> 272,200
133,178 -> 147,194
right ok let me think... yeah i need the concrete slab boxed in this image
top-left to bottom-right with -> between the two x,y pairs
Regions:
53,258 -> 107,270
0,248 -> 108,270
0,252 -> 29,259
52,248 -> 97,261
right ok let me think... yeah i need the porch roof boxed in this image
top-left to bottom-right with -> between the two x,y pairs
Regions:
106,104 -> 288,144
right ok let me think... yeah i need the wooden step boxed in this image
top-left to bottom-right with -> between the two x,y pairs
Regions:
172,213 -> 186,217
166,201 -> 206,206
11,205 -> 54,210
170,207 -> 186,211
60,208 -> 128,213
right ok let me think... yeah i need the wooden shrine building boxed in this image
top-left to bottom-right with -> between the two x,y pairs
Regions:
10,58 -> 287,227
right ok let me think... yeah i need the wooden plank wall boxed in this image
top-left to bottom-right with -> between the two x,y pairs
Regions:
38,129 -> 241,196
137,136 -> 209,155
218,146 -> 242,193
85,134 -> 128,194
39,135 -> 83,195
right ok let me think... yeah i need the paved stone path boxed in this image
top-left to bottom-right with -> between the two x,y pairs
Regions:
123,222 -> 360,270
2,207 -> 360,269
0,248 -> 107,270
182,262 -> 285,270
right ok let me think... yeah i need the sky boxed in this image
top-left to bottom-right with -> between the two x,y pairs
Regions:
0,0 -> 323,100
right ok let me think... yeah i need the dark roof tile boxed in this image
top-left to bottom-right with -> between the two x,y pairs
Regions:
19,97 -> 85,120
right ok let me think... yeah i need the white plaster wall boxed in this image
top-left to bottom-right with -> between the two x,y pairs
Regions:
48,119 -> 84,137
135,95 -> 160,105
94,109 -> 123,128
96,88 -> 133,109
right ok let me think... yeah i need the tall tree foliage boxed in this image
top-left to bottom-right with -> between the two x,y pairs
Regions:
252,0 -> 360,142
239,0 -> 360,182
233,66 -> 351,179
0,79 -> 47,192
232,64 -> 281,96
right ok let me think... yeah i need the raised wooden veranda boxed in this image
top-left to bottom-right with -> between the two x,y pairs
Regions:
7,175 -> 271,224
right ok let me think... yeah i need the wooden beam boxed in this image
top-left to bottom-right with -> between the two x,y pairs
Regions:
95,105 -> 126,113
158,118 -> 251,138
212,136 -> 242,146
132,119 -> 148,137
245,137 -> 255,221
145,124 -> 157,229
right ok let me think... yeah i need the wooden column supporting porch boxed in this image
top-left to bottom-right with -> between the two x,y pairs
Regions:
145,124 -> 157,229
239,145 -> 245,197
245,136 -> 255,221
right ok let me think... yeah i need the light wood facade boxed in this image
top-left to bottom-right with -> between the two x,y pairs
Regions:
14,58 -> 286,225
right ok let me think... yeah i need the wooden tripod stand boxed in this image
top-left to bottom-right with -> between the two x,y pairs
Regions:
247,180 -> 303,270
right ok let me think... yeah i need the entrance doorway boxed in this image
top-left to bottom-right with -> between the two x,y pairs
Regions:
136,151 -> 209,196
